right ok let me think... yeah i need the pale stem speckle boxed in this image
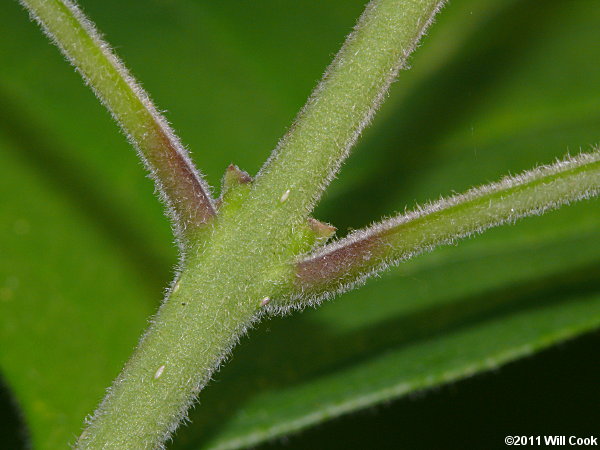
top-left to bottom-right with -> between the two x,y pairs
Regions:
172,281 -> 180,294
280,189 -> 291,203
154,365 -> 166,380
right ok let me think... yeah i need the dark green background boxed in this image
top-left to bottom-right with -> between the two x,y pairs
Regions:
3,332 -> 599,448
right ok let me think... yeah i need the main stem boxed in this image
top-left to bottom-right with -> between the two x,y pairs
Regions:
253,0 -> 446,219
64,0 -> 446,447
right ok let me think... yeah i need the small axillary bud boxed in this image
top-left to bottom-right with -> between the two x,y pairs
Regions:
290,217 -> 336,255
217,164 -> 253,210
307,218 -> 336,241
223,164 -> 252,190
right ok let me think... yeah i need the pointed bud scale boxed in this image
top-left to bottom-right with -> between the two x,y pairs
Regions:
307,218 -> 336,241
217,164 -> 253,211
287,218 -> 337,257
222,164 -> 252,194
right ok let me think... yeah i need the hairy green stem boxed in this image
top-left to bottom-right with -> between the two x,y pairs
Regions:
283,152 -> 600,307
19,0 -> 215,241
249,0 -> 446,223
38,0 -> 446,447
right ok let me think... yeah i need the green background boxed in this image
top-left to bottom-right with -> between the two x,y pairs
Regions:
0,0 -> 598,448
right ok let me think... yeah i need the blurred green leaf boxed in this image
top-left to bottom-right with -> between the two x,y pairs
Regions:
0,0 -> 598,448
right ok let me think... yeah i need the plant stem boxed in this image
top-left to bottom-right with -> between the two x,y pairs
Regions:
19,0 -> 215,242
282,152 -> 600,307
65,0 -> 447,446
250,0 -> 447,221
17,0 -> 600,447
